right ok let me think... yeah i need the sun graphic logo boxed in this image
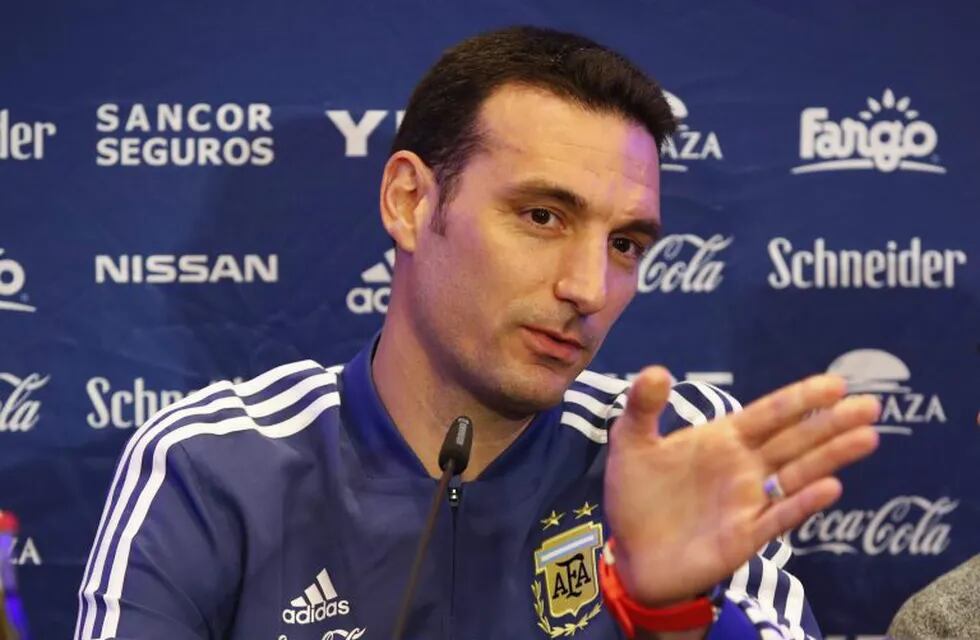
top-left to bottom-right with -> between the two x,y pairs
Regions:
346,249 -> 394,314
659,91 -> 723,172
826,348 -> 947,436
794,89 -> 945,174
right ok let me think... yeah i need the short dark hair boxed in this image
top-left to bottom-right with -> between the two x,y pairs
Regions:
390,26 -> 677,231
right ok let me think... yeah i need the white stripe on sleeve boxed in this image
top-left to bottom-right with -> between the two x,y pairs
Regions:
688,381 -> 727,419
77,364 -> 336,640
666,389 -> 709,426
98,390 -> 340,639
559,411 -> 608,444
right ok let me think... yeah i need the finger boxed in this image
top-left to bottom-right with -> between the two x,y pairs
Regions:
733,374 -> 847,447
777,426 -> 879,496
616,366 -> 672,442
759,395 -> 881,469
753,477 -> 843,547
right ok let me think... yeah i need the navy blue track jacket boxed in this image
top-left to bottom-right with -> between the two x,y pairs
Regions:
75,337 -> 823,639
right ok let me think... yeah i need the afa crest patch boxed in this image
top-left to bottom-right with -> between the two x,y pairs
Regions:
532,503 -> 603,637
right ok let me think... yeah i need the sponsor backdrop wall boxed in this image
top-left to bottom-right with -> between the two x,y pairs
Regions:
1,2 -> 977,638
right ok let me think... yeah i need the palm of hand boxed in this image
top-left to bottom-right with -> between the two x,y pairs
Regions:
603,368 -> 880,607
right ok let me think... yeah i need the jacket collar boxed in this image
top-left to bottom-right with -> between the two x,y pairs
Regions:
338,332 -> 562,484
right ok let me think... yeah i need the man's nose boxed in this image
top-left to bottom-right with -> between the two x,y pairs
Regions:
554,239 -> 607,315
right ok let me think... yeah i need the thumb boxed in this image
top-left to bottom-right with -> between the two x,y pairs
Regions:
618,366 -> 672,442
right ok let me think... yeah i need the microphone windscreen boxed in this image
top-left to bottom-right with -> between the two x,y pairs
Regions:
438,416 -> 473,475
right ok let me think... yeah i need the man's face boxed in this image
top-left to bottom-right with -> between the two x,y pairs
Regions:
407,83 -> 662,416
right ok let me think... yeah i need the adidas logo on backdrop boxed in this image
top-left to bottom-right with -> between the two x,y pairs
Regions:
281,568 -> 350,625
346,249 -> 394,314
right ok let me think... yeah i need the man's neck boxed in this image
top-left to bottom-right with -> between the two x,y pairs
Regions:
371,321 -> 533,481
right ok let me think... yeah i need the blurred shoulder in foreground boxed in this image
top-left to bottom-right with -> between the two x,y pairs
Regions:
888,553 -> 980,639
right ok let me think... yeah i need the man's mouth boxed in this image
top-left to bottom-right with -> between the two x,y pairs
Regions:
521,325 -> 586,364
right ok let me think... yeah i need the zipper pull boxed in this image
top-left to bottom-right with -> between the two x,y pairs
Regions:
447,476 -> 462,508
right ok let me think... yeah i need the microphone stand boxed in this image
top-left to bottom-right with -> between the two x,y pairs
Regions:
390,459 -> 457,640
391,416 -> 472,640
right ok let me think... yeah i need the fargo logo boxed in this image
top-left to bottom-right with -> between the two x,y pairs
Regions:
0,372 -> 49,432
827,349 -> 946,436
793,89 -> 945,174
660,92 -> 723,172
637,234 -> 731,294
0,109 -> 56,161
0,249 -> 36,313
94,254 -> 278,284
790,495 -> 957,557
347,249 -> 394,314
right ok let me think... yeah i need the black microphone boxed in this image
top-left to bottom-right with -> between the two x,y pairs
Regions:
437,416 -> 473,476
391,417 -> 473,640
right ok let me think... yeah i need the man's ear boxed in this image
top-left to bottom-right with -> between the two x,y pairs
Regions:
379,150 -> 439,253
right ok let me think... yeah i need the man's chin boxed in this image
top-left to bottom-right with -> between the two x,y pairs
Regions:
488,365 -> 578,417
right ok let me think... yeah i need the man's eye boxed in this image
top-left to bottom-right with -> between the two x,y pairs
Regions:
611,237 -> 645,259
526,208 -> 559,227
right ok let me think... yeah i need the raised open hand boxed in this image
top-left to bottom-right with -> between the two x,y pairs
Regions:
604,367 -> 880,607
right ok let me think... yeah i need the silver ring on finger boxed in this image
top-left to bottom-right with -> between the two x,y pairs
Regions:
763,473 -> 786,502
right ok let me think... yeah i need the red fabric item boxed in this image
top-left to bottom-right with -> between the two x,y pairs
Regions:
598,537 -> 714,637
0,509 -> 19,534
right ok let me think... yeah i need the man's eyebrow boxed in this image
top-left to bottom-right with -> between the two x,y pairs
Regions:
502,179 -> 589,212
616,218 -> 662,242
502,178 -> 662,240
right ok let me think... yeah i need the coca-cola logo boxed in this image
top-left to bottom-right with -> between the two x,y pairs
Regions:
637,234 -> 731,294
321,629 -> 366,640
791,496 -> 957,557
0,372 -> 50,432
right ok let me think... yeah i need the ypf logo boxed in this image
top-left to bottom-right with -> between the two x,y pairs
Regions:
0,372 -> 50,432
794,89 -> 945,174
346,249 -> 393,314
827,349 -> 946,436
326,110 -> 404,157
0,249 -> 36,313
660,92 -> 723,172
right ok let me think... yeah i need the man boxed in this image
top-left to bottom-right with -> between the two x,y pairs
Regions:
74,26 -> 880,639
888,554 -> 980,638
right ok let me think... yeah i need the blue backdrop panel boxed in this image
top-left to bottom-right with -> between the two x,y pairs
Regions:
1,2 -> 977,638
